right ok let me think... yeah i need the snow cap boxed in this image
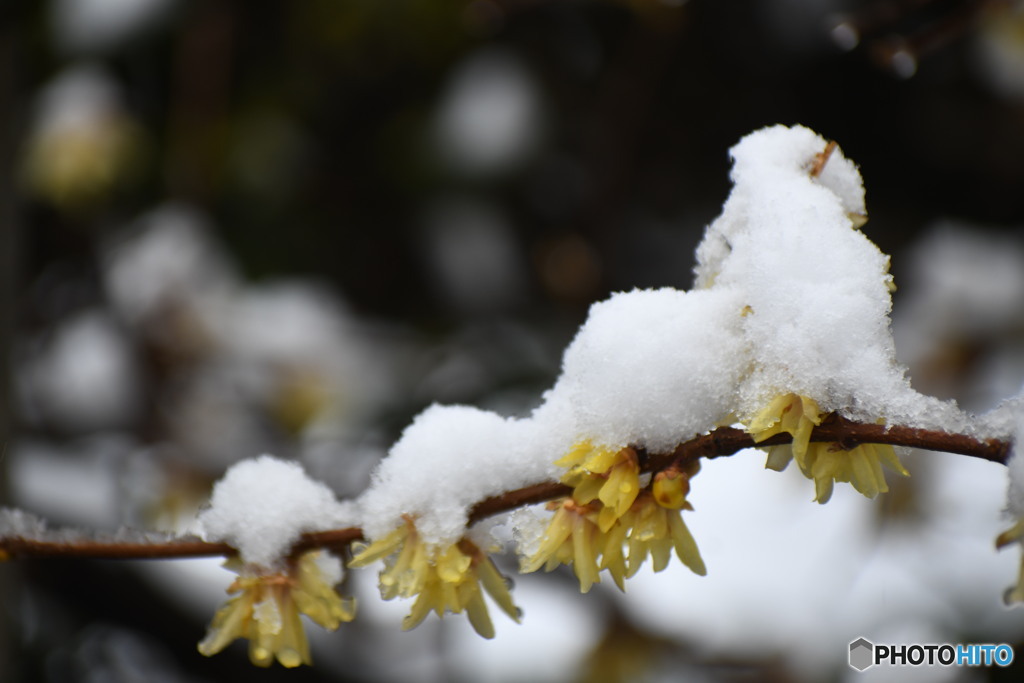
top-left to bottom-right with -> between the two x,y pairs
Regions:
197,455 -> 352,567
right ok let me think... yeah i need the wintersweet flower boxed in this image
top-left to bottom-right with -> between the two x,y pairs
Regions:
524,462 -> 705,592
996,520 -> 1024,605
747,393 -> 909,503
556,442 -> 641,532
198,550 -> 356,667
521,498 -> 605,592
349,517 -> 520,638
602,491 -> 706,589
651,460 -> 700,510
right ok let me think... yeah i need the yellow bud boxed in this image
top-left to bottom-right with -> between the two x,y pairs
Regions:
652,469 -> 689,510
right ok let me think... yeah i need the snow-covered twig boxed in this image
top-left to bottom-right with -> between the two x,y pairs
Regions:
1,417 -> 1008,562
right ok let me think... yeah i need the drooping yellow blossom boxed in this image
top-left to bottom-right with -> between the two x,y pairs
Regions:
557,442 -> 641,531
747,393 -> 908,503
524,462 -> 705,592
349,517 -> 520,638
747,393 -> 822,471
996,520 -> 1024,605
198,550 -> 356,667
521,498 -> 605,592
601,492 -> 706,590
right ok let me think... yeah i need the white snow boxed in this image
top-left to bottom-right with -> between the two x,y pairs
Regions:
30,63 -> 124,135
220,280 -> 394,426
196,455 -> 354,567
1006,416 -> 1024,520
549,286 -> 747,453
420,196 -> 528,312
694,124 -> 970,432
103,203 -> 238,330
0,507 -> 50,540
20,310 -> 141,432
51,0 -> 174,54
358,405 -> 563,546
434,48 -> 542,175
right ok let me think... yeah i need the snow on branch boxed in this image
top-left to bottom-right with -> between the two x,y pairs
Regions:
0,418 -> 1009,562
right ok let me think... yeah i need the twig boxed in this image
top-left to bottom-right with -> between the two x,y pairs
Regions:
810,141 -> 838,178
0,536 -> 235,561
0,419 -> 1010,562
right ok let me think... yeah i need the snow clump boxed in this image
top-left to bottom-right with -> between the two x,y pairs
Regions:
549,286 -> 747,453
358,405 -> 563,547
196,455 -> 354,567
695,124 -> 967,431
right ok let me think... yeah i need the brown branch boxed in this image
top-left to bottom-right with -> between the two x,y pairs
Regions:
290,527 -> 365,557
810,141 -> 837,178
468,481 -> 573,526
0,419 -> 1011,562
0,536 -> 235,561
647,415 -> 1010,472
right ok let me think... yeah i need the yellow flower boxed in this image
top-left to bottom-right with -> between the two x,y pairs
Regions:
747,393 -> 821,472
557,442 -> 641,532
601,492 -> 706,590
747,393 -> 908,503
651,460 -> 700,510
198,550 -> 356,667
996,519 -> 1024,605
524,462 -> 705,592
521,498 -> 605,592
349,517 -> 520,638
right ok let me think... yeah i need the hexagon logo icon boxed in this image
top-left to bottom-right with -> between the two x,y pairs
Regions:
849,637 -> 874,672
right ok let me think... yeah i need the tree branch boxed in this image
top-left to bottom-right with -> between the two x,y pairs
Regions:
0,419 -> 1011,562
0,536 -> 235,561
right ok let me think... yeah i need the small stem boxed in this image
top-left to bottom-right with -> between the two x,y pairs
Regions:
810,141 -> 838,178
468,482 -> 572,526
0,536 -> 235,561
290,527 -> 365,556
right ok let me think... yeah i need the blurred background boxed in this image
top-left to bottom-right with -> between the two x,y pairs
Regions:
4,0 -> 1024,681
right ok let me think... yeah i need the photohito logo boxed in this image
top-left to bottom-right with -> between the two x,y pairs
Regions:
848,637 -> 1014,672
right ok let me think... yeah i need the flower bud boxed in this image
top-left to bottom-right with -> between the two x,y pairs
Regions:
652,469 -> 689,510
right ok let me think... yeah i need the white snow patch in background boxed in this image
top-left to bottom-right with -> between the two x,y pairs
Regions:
421,196 -> 527,312
21,310 -> 140,432
103,203 -> 238,330
1006,417 -> 1024,520
30,62 -> 123,134
895,222 -> 1024,413
52,0 -> 174,54
434,48 -> 542,175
